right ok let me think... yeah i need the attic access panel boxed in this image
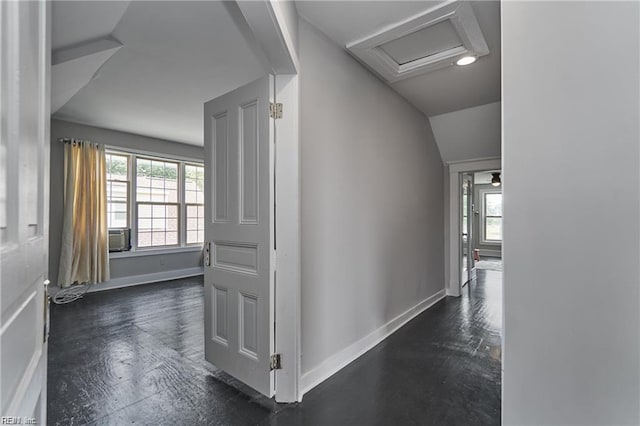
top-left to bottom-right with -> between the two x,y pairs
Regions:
347,1 -> 489,83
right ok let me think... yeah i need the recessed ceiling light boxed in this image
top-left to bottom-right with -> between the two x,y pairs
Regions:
456,56 -> 477,66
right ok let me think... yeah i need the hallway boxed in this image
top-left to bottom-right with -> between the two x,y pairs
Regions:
48,271 -> 501,425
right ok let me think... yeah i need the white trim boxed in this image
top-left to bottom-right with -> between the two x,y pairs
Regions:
109,245 -> 202,259
448,157 -> 501,171
479,187 -> 502,245
300,289 -> 447,397
236,0 -> 298,74
106,145 -> 202,164
105,148 -> 205,251
270,1 -> 300,72
347,2 -> 488,83
86,267 -> 203,293
448,158 -> 501,298
274,74 -> 301,403
446,289 -> 459,297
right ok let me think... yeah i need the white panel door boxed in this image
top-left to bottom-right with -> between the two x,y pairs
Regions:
0,0 -> 50,422
203,75 -> 275,397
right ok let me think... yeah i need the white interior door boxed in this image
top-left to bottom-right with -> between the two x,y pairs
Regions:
1,0 -> 50,421
203,75 -> 275,397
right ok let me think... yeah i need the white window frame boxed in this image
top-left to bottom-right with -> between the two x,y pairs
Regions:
480,188 -> 502,245
134,155 -> 182,249
183,162 -> 205,246
105,148 -> 204,253
105,152 -> 131,230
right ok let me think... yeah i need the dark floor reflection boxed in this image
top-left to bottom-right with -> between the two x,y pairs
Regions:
48,271 -> 502,426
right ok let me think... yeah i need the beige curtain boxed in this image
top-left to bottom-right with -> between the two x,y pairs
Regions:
58,140 -> 110,287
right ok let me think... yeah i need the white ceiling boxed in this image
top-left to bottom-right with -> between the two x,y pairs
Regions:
52,1 -> 266,145
52,1 -> 130,50
296,0 -> 501,117
52,0 -> 501,160
51,42 -> 122,113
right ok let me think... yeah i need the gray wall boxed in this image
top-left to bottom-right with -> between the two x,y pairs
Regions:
299,20 -> 445,375
503,2 -> 639,424
50,119 -> 205,286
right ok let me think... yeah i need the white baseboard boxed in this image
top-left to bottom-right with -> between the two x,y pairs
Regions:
300,288 -> 447,397
87,267 -> 204,293
448,280 -> 461,297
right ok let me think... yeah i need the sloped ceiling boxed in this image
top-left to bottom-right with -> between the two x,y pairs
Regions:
53,0 -> 501,160
52,1 -> 130,50
297,1 -> 501,117
429,101 -> 501,163
51,2 -> 129,115
51,38 -> 123,114
52,1 -> 266,145
297,1 -> 501,163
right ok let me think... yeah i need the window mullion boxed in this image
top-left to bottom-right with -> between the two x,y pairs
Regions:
131,154 -> 137,249
180,161 -> 184,247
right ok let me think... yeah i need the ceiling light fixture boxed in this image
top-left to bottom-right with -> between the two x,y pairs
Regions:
456,56 -> 477,66
491,172 -> 501,187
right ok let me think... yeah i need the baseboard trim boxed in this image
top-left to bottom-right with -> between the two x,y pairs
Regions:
88,267 -> 204,293
448,280 -> 461,297
300,288 -> 447,397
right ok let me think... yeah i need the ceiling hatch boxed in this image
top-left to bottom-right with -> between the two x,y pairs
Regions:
347,1 -> 489,83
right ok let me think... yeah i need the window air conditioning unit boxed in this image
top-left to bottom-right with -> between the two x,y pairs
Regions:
108,229 -> 131,252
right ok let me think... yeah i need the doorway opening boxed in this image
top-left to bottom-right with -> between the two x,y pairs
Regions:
44,4 -> 300,424
459,169 -> 503,290
469,170 -> 503,275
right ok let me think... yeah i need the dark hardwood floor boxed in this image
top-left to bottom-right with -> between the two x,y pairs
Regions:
48,270 -> 501,425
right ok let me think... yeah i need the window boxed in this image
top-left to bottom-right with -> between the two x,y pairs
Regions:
106,149 -> 204,250
136,158 -> 179,248
106,153 -> 129,228
184,164 -> 204,244
483,192 -> 502,242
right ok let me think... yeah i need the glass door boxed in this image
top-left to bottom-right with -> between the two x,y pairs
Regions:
461,173 -> 474,285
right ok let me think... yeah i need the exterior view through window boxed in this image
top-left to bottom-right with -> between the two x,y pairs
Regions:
106,150 -> 204,248
484,192 -> 502,241
106,153 -> 129,229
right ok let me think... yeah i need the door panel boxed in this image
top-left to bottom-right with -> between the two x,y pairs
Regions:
1,0 -> 50,421
203,75 -> 275,397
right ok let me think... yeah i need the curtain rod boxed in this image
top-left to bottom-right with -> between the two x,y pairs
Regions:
57,138 -> 101,146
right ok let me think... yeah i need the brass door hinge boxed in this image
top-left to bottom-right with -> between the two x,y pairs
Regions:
269,102 -> 283,119
270,353 -> 282,370
204,242 -> 211,267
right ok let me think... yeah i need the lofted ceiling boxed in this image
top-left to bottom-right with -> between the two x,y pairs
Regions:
52,1 -> 266,145
296,1 -> 501,117
52,0 -> 501,161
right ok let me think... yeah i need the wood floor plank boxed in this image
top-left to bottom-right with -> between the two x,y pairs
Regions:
48,272 -> 501,425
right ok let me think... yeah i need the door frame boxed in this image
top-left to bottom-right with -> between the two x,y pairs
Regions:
32,0 -> 301,406
447,158 -> 501,297
230,1 -> 301,402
